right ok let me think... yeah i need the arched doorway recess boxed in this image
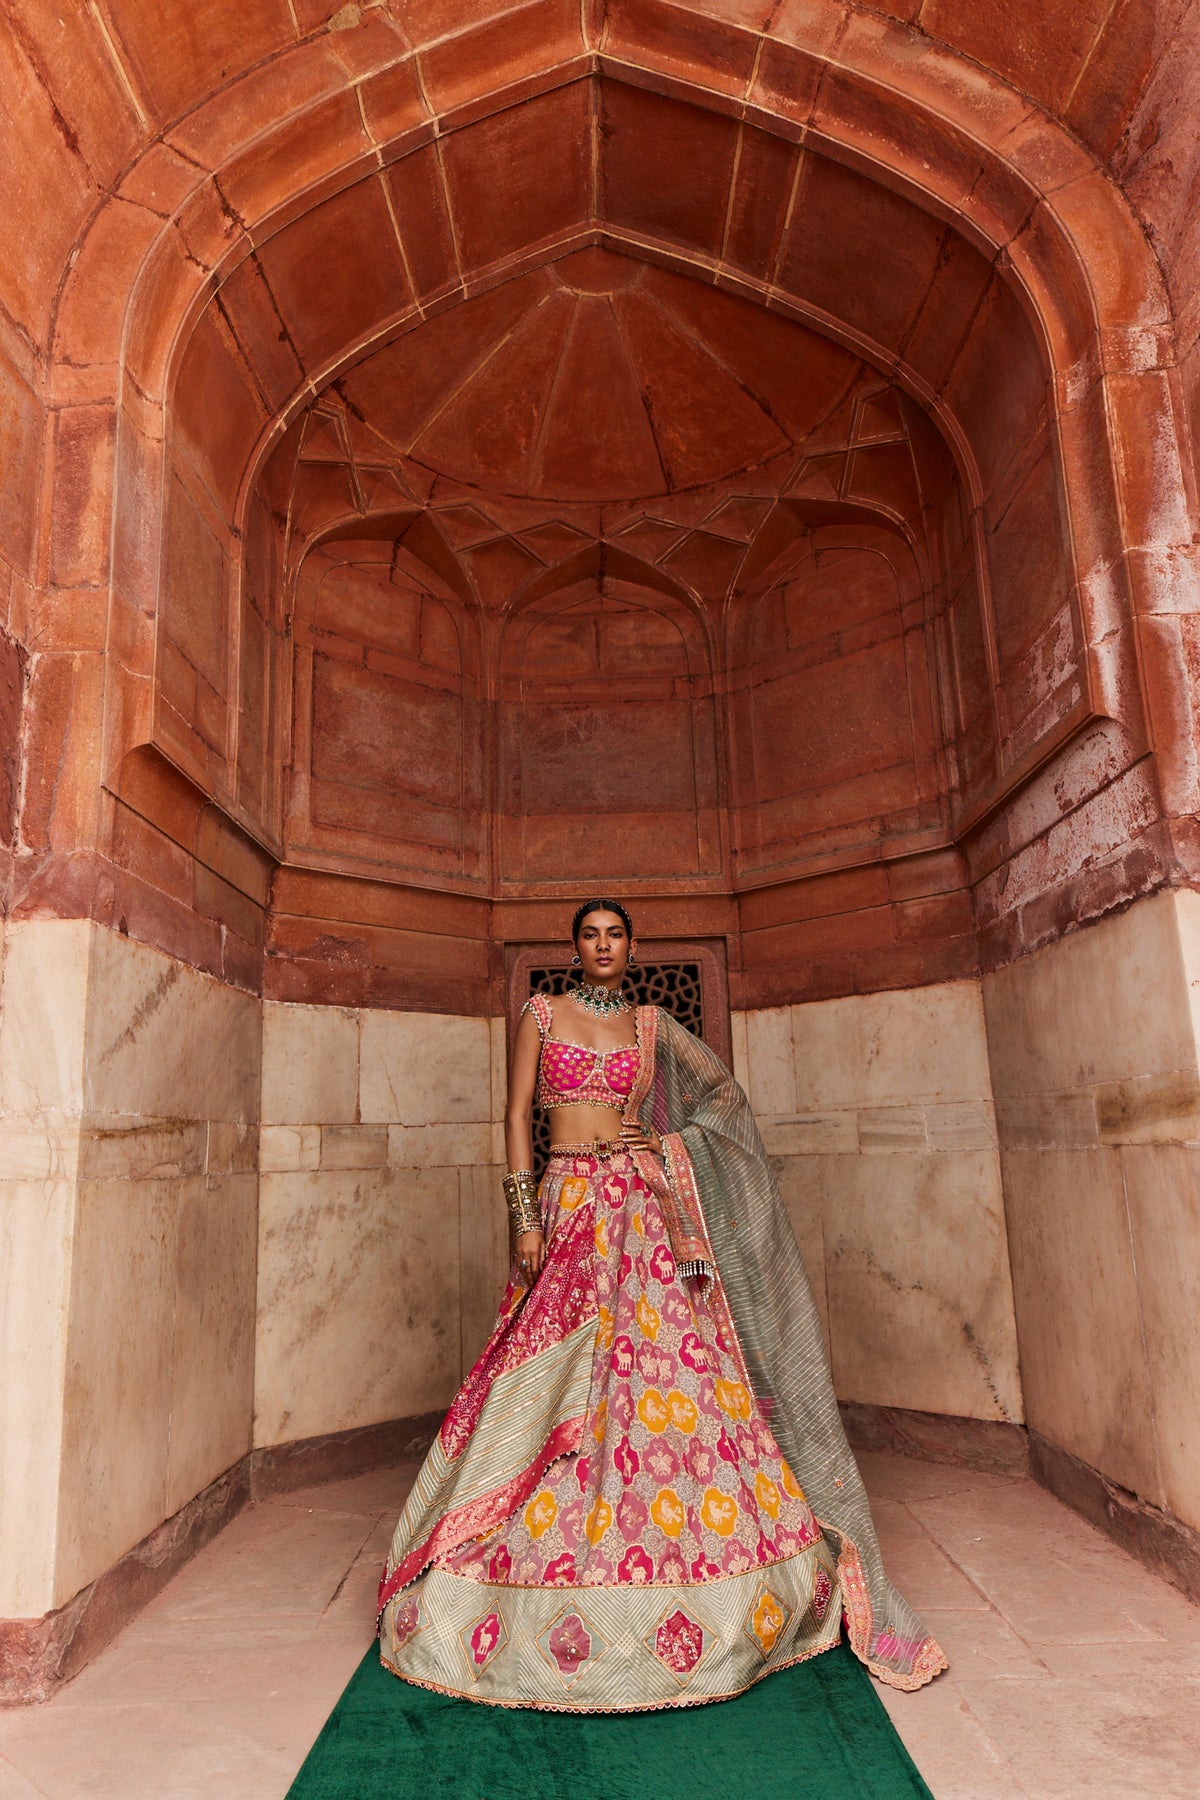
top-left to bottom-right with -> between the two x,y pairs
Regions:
4,2 -> 1200,1699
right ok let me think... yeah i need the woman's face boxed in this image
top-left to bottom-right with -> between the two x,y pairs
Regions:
574,910 -> 633,984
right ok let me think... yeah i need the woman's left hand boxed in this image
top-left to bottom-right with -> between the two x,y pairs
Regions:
620,1119 -> 662,1157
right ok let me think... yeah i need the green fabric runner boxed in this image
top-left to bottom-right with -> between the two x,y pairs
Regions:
287,1643 -> 935,1798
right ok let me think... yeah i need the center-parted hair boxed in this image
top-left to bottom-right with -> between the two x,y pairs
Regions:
570,897 -> 634,945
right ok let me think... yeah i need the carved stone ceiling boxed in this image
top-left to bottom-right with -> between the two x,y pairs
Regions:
337,249 -> 869,501
282,249 -> 953,608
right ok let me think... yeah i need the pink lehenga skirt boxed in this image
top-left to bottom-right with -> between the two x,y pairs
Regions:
377,1147 -> 842,1711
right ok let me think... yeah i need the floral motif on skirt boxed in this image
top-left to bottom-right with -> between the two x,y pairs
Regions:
378,1149 -> 842,1710
436,1152 -> 822,1592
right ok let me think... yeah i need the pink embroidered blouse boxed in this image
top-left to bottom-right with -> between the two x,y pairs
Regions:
522,994 -> 640,1112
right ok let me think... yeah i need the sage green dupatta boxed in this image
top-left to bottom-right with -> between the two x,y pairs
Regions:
637,1008 -> 947,1692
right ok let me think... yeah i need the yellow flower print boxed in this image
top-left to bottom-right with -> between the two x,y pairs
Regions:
636,1296 -> 660,1341
752,1591 -> 786,1654
524,1490 -> 557,1539
700,1487 -> 739,1537
650,1488 -> 685,1538
594,1216 -> 609,1257
595,1306 -> 615,1352
559,1177 -> 589,1213
715,1379 -> 752,1422
632,1211 -> 644,1237
591,1398 -> 608,1443
585,1496 -> 613,1544
666,1390 -> 698,1435
779,1459 -> 805,1502
755,1472 -> 781,1520
636,1388 -> 670,1434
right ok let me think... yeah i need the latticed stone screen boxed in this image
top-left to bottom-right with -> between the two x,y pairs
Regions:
528,962 -> 705,1175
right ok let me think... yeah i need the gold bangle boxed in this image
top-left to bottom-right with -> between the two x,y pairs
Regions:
503,1170 -> 540,1239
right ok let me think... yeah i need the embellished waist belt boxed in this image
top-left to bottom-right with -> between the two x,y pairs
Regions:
547,1139 -> 630,1161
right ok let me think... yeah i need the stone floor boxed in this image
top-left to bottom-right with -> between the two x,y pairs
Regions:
1,1451 -> 1198,1799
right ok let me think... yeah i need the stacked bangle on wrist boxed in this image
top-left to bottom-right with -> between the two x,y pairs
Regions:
502,1170 -> 541,1240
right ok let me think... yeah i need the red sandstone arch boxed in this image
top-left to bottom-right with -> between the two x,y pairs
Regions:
505,541 -> 706,618
10,0 -> 1196,979
9,5 -> 1200,1694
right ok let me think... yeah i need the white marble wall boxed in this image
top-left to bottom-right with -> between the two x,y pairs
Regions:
255,1003 -> 507,1449
733,980 -> 1023,1426
11,896 -> 1199,1627
2,934 -> 506,1624
0,919 -> 88,1618
0,921 -> 260,1616
984,889 -> 1200,1530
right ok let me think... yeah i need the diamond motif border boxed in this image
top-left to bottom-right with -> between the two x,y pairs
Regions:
643,1602 -> 714,1688
534,1605 -> 608,1691
741,1584 -> 794,1660
458,1605 -> 509,1680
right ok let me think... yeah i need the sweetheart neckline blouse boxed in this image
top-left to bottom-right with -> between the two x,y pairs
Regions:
524,995 -> 641,1112
543,1034 -> 637,1057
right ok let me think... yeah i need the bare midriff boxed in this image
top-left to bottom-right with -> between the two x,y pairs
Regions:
547,1102 -> 627,1147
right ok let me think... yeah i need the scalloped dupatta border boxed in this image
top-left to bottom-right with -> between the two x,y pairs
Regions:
624,1007 -> 715,1282
658,1131 -> 716,1281
828,1532 -> 949,1692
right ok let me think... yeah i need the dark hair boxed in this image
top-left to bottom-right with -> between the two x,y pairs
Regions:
571,897 -> 634,944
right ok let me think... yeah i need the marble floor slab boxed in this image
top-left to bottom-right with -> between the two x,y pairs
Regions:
1,1450 -> 1197,1798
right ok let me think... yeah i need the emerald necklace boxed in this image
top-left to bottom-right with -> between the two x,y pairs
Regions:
570,978 -> 632,1019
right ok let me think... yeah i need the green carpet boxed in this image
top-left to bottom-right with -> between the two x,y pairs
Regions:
287,1643 -> 935,1799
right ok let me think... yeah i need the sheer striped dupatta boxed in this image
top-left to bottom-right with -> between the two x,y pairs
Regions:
640,1010 -> 948,1692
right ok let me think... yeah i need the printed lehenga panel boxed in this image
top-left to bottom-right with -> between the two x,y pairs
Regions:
378,1005 -> 947,1705
380,1146 -> 842,1708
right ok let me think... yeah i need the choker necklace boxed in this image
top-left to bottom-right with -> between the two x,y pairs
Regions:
570,978 -> 631,1019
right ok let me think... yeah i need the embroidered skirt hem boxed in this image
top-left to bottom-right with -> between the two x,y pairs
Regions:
380,1559 -> 842,1711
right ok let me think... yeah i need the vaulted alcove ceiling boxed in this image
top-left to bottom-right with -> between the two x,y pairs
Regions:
272,238 -> 962,901
130,9 -> 1179,903
6,0 -> 1192,988
279,245 -> 955,609
333,249 -> 874,502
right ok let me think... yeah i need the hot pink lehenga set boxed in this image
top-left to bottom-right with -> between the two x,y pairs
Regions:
378,1000 -> 947,1710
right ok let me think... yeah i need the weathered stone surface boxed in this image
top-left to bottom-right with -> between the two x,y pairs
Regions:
5,0 -> 1200,1725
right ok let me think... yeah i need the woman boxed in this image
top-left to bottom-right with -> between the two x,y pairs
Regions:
378,900 -> 947,1709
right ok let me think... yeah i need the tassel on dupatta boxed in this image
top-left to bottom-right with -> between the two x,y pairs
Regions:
658,1133 -> 716,1281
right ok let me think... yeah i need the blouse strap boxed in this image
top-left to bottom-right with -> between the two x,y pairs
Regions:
522,993 -> 552,1040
